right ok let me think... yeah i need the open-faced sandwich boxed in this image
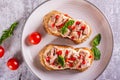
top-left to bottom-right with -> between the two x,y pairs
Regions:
39,44 -> 94,72
43,10 -> 92,44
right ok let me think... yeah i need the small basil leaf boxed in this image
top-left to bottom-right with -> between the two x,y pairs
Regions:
91,46 -> 101,60
61,20 -> 74,34
91,34 -> 101,46
0,22 -> 19,45
57,56 -> 65,67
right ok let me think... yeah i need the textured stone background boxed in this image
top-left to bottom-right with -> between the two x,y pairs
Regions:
0,0 -> 119,80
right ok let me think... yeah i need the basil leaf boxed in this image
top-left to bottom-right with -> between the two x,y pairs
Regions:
91,46 -> 101,60
57,56 -> 65,67
0,22 -> 19,45
91,34 -> 101,46
61,20 -> 74,34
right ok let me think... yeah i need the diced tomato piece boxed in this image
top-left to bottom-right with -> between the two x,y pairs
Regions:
81,26 -> 86,31
46,56 -> 50,62
78,55 -> 81,59
68,26 -> 71,29
65,58 -> 69,62
71,36 -> 74,40
55,15 -> 60,19
71,26 -> 75,30
82,60 -> 86,64
52,62 -> 55,65
57,19 -> 68,29
89,55 -> 92,58
68,55 -> 76,61
56,50 -> 62,55
51,23 -> 55,27
65,58 -> 71,62
64,14 -> 70,17
59,23 -> 64,28
71,56 -> 76,61
56,23 -> 64,29
58,66 -> 61,68
65,50 -> 69,55
76,21 -> 81,25
64,14 -> 68,16
68,26 -> 75,30
77,31 -> 81,36
68,58 -> 71,60
78,65 -> 81,68
69,63 -> 73,67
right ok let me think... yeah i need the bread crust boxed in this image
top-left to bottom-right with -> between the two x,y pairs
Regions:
43,10 -> 62,37
43,10 -> 92,44
39,44 -> 94,72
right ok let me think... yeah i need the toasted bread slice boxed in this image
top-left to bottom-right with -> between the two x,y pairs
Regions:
39,44 -> 94,72
43,10 -> 92,44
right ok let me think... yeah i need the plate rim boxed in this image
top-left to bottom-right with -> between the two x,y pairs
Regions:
21,0 -> 114,80
85,0 -> 114,79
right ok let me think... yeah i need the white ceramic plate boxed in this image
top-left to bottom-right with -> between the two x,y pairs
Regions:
22,0 -> 113,80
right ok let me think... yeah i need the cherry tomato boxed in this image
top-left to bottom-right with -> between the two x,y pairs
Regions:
7,58 -> 19,70
0,46 -> 5,58
28,32 -> 41,45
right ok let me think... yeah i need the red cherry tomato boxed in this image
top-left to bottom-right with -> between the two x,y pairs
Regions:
28,32 -> 41,45
7,58 -> 19,70
0,46 -> 5,58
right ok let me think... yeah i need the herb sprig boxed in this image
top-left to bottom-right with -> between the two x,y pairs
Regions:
91,46 -> 101,60
61,20 -> 74,34
0,22 -> 19,45
91,34 -> 101,60
91,34 -> 101,46
57,56 -> 65,67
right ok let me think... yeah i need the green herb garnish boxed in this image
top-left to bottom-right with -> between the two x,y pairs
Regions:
61,20 -> 74,34
0,22 -> 19,45
91,34 -> 101,46
91,33 -> 101,60
57,56 -> 65,67
91,46 -> 101,60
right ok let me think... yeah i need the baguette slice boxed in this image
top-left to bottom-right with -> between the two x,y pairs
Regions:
39,44 -> 94,72
43,10 -> 92,44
